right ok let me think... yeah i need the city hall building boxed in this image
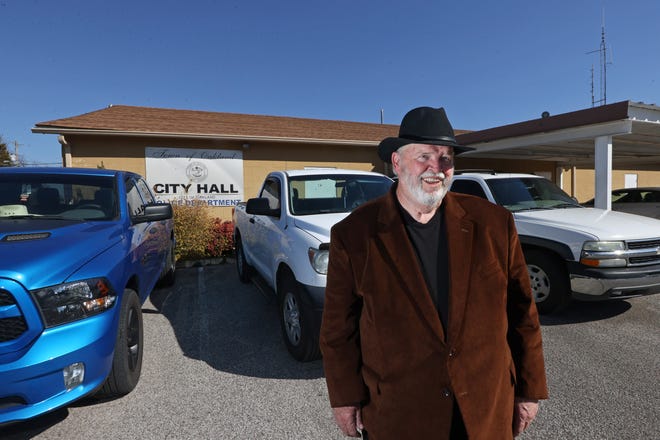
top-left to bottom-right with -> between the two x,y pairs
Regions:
32,101 -> 660,221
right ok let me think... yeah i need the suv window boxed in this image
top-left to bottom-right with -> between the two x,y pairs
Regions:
486,177 -> 579,211
452,175 -> 581,212
450,180 -> 487,199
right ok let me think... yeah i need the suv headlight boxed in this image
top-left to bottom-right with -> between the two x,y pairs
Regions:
308,246 -> 330,275
580,241 -> 626,267
31,278 -> 117,327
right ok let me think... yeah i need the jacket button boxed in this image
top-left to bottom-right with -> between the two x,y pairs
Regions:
441,388 -> 452,398
449,348 -> 457,358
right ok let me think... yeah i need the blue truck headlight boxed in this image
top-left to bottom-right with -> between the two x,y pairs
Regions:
31,278 -> 117,327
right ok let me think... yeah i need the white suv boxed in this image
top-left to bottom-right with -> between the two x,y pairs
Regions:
450,171 -> 660,313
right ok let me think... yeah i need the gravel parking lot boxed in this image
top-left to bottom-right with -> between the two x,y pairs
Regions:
2,260 -> 658,439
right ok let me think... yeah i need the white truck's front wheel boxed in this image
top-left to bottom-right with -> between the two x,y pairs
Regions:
278,272 -> 321,362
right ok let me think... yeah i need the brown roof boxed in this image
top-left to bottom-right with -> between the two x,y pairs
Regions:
34,105 -> 409,144
34,105 -> 471,145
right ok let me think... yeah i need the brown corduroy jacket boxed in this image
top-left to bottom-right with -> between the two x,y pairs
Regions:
320,186 -> 548,440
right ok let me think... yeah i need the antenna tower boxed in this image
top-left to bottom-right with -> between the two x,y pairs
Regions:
587,10 -> 611,107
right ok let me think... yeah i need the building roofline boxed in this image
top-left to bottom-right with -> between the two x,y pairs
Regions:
31,104 -> 402,144
31,127 -> 380,146
456,100 -> 631,145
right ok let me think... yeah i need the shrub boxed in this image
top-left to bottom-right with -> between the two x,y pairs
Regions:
171,201 -> 235,262
206,218 -> 234,258
172,201 -> 213,261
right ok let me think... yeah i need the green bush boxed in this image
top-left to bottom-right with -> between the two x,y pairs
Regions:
172,201 -> 211,261
172,201 -> 235,262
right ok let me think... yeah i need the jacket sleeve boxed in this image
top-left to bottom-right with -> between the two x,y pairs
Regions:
320,225 -> 369,407
505,213 -> 549,400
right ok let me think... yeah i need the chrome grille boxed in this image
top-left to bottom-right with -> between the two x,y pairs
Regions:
626,239 -> 660,267
628,239 -> 660,250
629,256 -> 660,265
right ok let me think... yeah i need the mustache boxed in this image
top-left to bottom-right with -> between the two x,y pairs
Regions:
419,171 -> 446,180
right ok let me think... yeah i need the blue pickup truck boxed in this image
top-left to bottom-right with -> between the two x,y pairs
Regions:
0,167 -> 175,425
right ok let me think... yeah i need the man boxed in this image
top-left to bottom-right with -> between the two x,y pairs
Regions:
320,107 -> 548,439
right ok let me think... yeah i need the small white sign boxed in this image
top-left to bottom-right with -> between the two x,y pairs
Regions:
305,179 -> 336,198
145,147 -> 244,206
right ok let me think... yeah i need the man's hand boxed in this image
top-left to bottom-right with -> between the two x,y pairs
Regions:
332,405 -> 363,437
513,398 -> 539,437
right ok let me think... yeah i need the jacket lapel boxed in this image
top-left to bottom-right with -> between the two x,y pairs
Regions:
375,188 -> 446,344
443,194 -> 475,343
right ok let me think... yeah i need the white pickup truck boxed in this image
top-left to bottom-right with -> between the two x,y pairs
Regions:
450,171 -> 660,314
232,169 -> 393,361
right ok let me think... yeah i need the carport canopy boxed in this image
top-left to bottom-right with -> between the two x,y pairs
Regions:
456,100 -> 660,210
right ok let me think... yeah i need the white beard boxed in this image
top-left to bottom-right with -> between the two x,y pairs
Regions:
400,170 -> 451,209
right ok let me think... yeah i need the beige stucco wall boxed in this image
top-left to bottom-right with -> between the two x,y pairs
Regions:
242,142 -> 384,196
66,135 -> 152,175
561,167 -> 660,202
61,134 -> 660,217
454,157 -> 557,177
63,135 -> 385,221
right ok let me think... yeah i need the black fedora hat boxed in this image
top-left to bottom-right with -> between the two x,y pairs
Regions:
378,106 -> 474,163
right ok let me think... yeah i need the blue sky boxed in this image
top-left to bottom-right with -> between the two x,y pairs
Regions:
1,0 -> 658,165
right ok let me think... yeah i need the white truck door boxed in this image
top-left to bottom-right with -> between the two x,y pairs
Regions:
249,176 -> 285,287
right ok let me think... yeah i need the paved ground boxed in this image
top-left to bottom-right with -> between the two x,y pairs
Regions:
1,260 -> 658,439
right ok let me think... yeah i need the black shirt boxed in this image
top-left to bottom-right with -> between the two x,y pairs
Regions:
398,202 -> 450,335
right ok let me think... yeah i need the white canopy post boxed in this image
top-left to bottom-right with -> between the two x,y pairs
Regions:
594,135 -> 613,210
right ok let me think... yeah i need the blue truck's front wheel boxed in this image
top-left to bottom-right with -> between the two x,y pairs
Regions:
97,289 -> 144,397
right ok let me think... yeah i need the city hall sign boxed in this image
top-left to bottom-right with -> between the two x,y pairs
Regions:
145,147 -> 243,206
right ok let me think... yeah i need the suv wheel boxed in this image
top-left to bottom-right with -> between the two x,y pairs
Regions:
525,249 -> 571,314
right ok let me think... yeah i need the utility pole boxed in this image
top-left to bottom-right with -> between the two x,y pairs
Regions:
12,140 -> 22,166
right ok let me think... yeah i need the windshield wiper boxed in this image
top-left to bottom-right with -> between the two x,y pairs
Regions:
512,206 -> 550,212
551,203 -> 582,209
0,214 -> 40,219
1,214 -> 73,220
